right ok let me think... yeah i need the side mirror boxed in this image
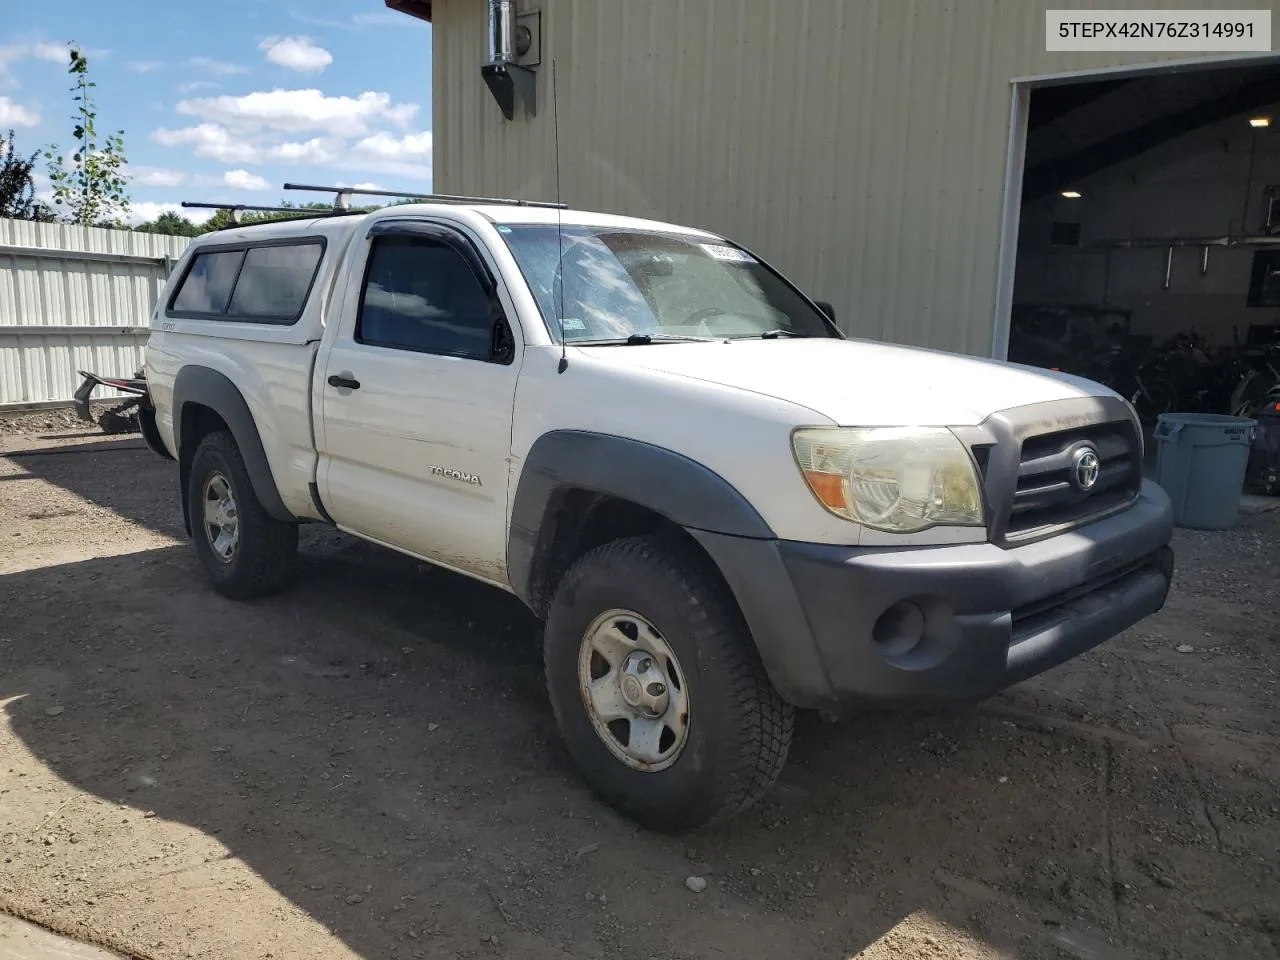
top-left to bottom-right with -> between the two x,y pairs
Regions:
814,300 -> 836,324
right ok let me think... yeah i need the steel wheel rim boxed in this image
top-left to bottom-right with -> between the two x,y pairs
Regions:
202,472 -> 239,563
578,608 -> 690,772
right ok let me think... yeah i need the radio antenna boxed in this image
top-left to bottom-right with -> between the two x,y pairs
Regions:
553,57 -> 568,374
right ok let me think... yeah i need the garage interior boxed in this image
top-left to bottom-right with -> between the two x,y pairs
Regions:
1009,61 -> 1280,492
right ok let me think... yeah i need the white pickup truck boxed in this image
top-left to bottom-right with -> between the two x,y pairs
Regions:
106,197 -> 1175,832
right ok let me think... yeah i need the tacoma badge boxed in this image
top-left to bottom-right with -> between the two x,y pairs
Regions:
429,465 -> 482,486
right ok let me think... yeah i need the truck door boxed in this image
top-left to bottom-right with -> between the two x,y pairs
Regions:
315,219 -> 521,586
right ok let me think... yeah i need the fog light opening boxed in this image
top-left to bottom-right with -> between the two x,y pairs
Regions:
872,600 -> 926,658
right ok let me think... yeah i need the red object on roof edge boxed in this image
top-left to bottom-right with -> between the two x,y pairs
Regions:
385,0 -> 432,23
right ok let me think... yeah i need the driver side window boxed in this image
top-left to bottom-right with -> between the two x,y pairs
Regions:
356,235 -> 503,362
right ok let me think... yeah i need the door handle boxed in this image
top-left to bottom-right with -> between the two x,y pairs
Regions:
327,374 -> 361,390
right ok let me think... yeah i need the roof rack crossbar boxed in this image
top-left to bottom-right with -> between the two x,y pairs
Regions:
182,202 -> 319,214
281,182 -> 568,210
179,200 -> 362,227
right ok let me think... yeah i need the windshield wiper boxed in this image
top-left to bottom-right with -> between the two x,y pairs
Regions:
573,333 -> 721,345
757,329 -> 808,339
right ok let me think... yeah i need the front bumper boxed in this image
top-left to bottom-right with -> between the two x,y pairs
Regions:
692,479 -> 1175,711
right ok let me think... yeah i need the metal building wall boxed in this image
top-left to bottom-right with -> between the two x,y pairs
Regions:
0,219 -> 191,406
429,0 -> 1278,357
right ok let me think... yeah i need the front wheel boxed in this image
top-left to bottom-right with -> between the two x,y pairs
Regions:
543,534 -> 794,832
186,429 -> 298,600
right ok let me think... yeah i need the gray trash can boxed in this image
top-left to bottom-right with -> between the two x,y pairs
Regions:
1153,412 -> 1257,530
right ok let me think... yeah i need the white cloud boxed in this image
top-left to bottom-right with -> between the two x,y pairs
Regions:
0,41 -> 71,81
222,169 -> 271,191
267,137 -> 331,163
177,88 -> 418,137
0,96 -> 39,127
153,122 -> 261,164
354,131 -> 432,161
29,42 -> 70,64
152,120 -> 434,182
127,60 -> 164,74
260,36 -> 332,74
126,165 -> 272,192
153,85 -> 431,185
349,181 -> 383,190
130,166 -> 187,188
124,202 -> 217,227
177,80 -> 220,94
188,56 -> 249,76
346,131 -> 433,180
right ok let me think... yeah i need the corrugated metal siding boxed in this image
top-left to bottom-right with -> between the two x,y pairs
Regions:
430,0 -> 1279,356
0,219 -> 191,405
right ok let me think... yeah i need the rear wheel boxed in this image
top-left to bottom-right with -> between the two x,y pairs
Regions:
186,429 -> 298,600
543,534 -> 793,832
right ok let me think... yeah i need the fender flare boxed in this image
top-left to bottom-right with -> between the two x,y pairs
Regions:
173,365 -> 295,531
506,430 -> 774,609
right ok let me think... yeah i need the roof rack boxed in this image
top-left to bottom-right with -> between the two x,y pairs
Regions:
282,182 -> 568,211
180,201 -> 362,227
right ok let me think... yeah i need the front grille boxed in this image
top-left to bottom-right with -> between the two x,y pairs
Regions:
1003,420 -> 1141,542
957,399 -> 1146,549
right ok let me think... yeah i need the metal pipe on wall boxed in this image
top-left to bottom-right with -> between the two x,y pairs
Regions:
488,0 -> 514,65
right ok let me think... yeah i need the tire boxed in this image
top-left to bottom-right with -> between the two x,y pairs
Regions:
543,533 -> 794,832
186,429 -> 298,600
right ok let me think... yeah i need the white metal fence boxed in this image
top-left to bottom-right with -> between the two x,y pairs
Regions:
0,218 -> 192,407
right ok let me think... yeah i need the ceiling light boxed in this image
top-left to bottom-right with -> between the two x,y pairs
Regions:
1250,116 -> 1271,128
1061,190 -> 1082,199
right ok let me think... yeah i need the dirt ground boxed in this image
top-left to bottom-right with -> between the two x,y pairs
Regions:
0,428 -> 1276,960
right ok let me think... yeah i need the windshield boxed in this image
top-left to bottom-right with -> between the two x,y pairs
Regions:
495,224 -> 838,343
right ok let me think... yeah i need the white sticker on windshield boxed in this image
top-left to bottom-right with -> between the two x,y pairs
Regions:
699,243 -> 757,264
561,317 -> 586,331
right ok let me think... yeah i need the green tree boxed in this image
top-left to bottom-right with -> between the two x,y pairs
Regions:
1,129 -> 54,220
134,211 -> 202,237
44,47 -> 130,226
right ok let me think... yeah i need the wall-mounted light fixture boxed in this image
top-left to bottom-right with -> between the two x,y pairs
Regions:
482,0 -> 538,120
1250,116 -> 1272,128
1061,190 -> 1082,199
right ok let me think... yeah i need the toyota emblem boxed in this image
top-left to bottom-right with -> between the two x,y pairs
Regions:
1072,448 -> 1101,491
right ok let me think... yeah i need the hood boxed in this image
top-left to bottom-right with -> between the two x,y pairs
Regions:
574,337 -> 1117,426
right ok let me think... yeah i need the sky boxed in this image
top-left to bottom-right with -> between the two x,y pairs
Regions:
0,0 -> 432,225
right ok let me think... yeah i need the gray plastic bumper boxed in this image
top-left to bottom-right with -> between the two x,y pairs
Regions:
691,480 -> 1175,711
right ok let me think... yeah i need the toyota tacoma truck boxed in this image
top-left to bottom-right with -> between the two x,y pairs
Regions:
118,196 -> 1175,832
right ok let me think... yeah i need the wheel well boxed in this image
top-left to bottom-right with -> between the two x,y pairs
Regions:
178,403 -> 230,536
527,491 -> 710,618
182,404 -> 229,451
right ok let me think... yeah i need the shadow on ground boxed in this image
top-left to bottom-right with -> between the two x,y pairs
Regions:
0,438 -> 183,540
1,439 -> 1276,960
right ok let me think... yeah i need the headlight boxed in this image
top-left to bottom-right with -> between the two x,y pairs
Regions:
792,427 -> 985,533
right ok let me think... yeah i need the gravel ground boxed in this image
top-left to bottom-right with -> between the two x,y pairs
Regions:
0,406 -> 123,438
0,429 -> 1276,960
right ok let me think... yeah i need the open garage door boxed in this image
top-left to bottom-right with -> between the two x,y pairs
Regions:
1005,60 -> 1280,493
